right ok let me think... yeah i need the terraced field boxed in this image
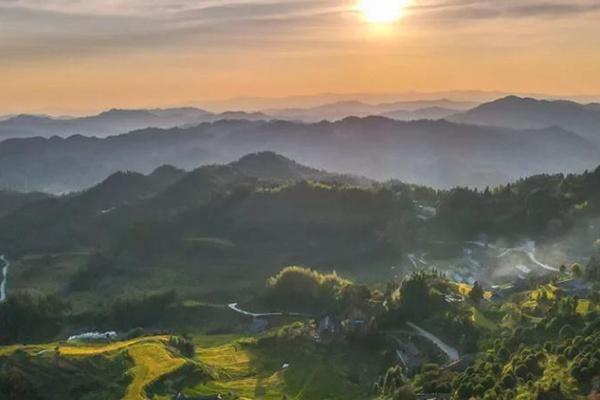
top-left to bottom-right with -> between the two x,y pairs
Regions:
189,330 -> 384,400
123,341 -> 187,400
191,342 -> 284,399
0,336 -> 190,400
0,327 -> 384,400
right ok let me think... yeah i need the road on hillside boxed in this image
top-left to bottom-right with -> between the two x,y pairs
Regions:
465,240 -> 559,272
524,251 -> 559,272
407,321 -> 459,362
227,303 -> 312,318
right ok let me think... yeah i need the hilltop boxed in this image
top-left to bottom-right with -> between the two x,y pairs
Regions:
450,96 -> 600,147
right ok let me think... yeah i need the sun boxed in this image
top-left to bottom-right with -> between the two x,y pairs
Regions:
358,0 -> 408,23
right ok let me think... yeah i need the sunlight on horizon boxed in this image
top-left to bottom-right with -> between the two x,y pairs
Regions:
358,0 -> 409,24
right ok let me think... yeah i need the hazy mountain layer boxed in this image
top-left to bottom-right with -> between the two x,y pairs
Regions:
0,117 -> 596,192
263,99 -> 472,122
0,108 -> 269,139
451,96 -> 600,146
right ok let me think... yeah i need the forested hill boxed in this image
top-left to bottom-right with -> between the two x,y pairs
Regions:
1,153 -> 600,305
1,154 -> 600,400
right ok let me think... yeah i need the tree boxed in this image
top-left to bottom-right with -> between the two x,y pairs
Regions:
571,263 -> 582,278
594,239 -> 600,256
585,257 -> 600,281
469,281 -> 484,305
265,266 -> 350,312
380,365 -> 416,400
501,373 -> 516,389
397,272 -> 437,319
0,292 -> 70,344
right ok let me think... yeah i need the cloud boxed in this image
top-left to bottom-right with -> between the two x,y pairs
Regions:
3,0 -> 599,21
1,0 -> 599,65
0,0 -> 345,17
413,0 -> 600,21
0,0 -> 351,64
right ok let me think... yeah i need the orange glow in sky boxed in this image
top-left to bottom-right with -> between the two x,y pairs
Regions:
1,0 -> 599,114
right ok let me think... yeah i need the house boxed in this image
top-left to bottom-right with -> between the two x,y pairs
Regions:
340,304 -> 378,337
317,315 -> 338,343
555,279 -> 592,297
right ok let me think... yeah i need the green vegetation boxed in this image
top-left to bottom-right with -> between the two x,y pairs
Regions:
0,336 -> 190,400
188,325 -> 386,400
0,346 -> 132,400
428,166 -> 600,241
379,271 -> 480,353
0,292 -> 69,344
265,266 -> 350,312
1,155 -> 600,398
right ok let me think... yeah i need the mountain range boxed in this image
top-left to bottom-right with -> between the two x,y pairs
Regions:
0,108 -> 269,139
263,99 -> 472,122
0,152 -> 378,257
0,114 -> 596,192
0,99 -> 471,139
0,95 -> 598,192
451,96 -> 600,147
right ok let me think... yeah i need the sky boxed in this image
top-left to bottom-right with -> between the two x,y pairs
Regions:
1,0 -> 600,114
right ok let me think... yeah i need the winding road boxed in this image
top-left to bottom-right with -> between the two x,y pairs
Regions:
407,321 -> 459,362
523,250 -> 559,272
0,255 -> 10,302
465,240 -> 559,272
227,303 -> 312,318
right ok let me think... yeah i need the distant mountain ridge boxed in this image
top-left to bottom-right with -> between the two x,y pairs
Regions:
450,96 -> 600,146
0,99 -> 475,139
264,99 -> 472,122
0,117 -> 595,192
0,107 -> 270,139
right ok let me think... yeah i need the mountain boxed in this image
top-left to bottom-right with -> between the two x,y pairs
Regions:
0,108 -> 274,140
229,151 -> 372,186
0,153 -> 382,257
0,190 -> 50,218
201,90 -> 539,111
0,108 -> 208,139
265,99 -> 474,122
450,96 -> 600,146
3,161 -> 600,400
0,117 -> 596,192
381,106 -> 460,120
75,165 -> 186,211
231,151 -> 322,180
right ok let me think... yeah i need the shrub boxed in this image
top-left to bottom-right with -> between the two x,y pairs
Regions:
168,336 -> 195,358
501,373 -> 516,389
265,266 -> 350,311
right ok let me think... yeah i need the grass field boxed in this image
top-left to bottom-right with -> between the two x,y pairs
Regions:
124,341 -> 187,400
190,342 -> 284,399
60,336 -> 190,400
0,336 -> 191,400
185,330 -> 383,400
0,330 -> 383,400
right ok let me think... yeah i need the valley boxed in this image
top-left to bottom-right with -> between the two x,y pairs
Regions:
3,1 -> 600,397
0,150 -> 599,399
